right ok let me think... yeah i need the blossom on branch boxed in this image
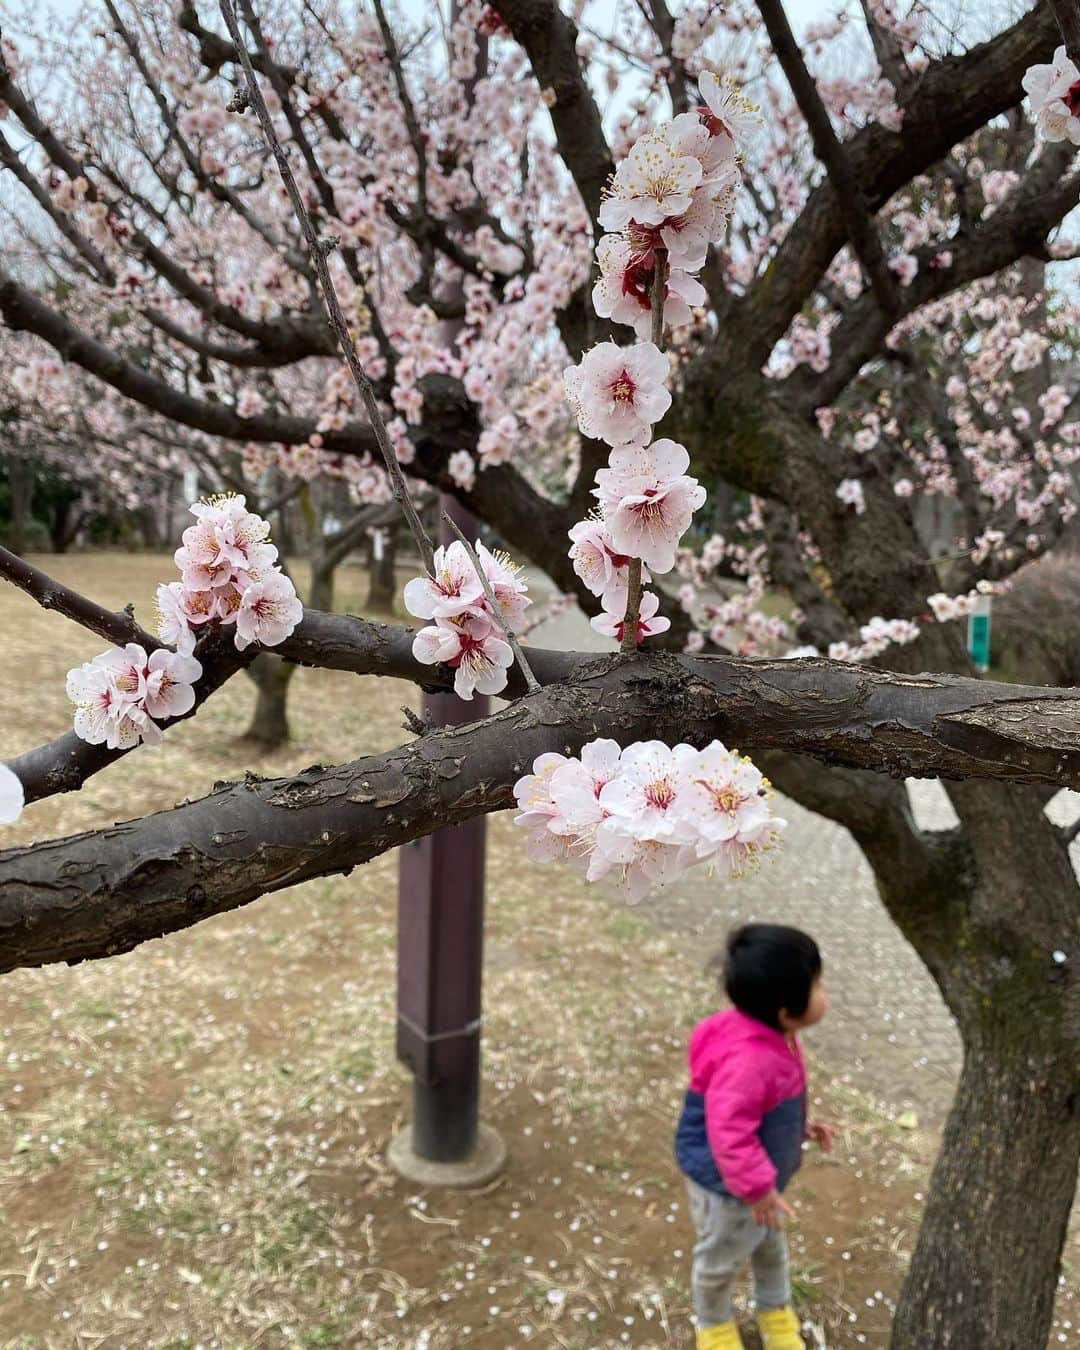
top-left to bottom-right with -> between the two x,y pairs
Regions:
598,132 -> 703,231
590,588 -> 671,643
564,341 -> 672,447
1022,46 -> 1080,144
67,644 -> 202,749
593,438 -> 707,573
411,611 -> 514,700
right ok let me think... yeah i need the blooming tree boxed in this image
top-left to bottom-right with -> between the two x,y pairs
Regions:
0,0 -> 1080,1345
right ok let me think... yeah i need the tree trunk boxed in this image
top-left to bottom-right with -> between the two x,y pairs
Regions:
366,526 -> 397,611
242,653 -> 295,749
892,1036 -> 1080,1348
6,457 -> 34,555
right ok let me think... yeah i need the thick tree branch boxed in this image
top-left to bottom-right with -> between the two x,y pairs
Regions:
4,648 -> 1080,974
736,3 -> 1061,365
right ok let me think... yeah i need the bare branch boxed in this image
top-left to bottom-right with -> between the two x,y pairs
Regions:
217,0 -> 435,573
756,0 -> 899,315
0,546 -> 161,651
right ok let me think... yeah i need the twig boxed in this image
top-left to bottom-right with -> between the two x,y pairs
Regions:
216,0 -> 436,575
0,546 -> 162,651
440,512 -> 541,694
620,251 -> 668,655
756,0 -> 899,317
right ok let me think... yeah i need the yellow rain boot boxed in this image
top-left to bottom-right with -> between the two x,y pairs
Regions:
757,1306 -> 804,1349
696,1321 -> 746,1350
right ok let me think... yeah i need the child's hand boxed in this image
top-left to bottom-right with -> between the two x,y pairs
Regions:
750,1189 -> 796,1229
807,1120 -> 837,1153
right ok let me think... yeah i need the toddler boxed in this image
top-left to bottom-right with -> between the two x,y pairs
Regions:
675,923 -> 835,1350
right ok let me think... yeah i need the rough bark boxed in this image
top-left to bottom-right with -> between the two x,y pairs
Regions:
893,1037 -> 1080,1349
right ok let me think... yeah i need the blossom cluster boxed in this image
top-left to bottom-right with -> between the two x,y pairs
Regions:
563,73 -> 757,644
66,643 -> 203,750
66,496 -> 302,751
404,540 -> 529,700
156,495 -> 303,655
514,739 -> 786,903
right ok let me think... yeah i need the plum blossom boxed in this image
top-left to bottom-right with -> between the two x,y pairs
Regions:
1022,46 -> 1080,144
836,478 -> 866,514
156,582 -> 198,655
513,752 -> 574,862
513,737 -> 784,902
598,132 -> 703,231
67,643 -> 203,749
403,541 -> 486,619
564,342 -> 671,447
234,572 -> 305,651
568,518 -> 651,597
143,648 -> 203,720
0,763 -> 24,825
590,588 -> 671,644
412,611 -> 514,700
593,438 -> 707,573
475,542 -> 531,627
889,253 -> 918,286
698,72 -> 762,150
448,449 -> 477,491
591,234 -> 707,338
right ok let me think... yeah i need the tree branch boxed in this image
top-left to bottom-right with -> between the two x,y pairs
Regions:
756,0 -> 899,315
5,648 -> 1080,974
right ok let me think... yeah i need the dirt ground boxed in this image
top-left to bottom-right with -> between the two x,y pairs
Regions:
0,553 -> 1076,1349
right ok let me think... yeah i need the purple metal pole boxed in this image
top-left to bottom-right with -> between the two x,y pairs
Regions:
396,497 -> 490,1162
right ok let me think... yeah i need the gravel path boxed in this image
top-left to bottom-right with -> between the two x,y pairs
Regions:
525,574 -> 1080,1132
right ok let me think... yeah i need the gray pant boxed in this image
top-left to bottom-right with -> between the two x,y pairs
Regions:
685,1176 -> 791,1327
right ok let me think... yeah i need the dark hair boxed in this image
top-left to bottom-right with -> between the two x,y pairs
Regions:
720,923 -> 822,1029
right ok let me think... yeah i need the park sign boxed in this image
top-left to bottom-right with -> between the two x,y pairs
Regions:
967,594 -> 992,674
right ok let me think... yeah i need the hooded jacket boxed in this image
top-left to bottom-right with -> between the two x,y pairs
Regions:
674,1007 -> 807,1202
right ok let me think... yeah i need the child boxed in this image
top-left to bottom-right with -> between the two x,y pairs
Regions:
674,924 -> 835,1350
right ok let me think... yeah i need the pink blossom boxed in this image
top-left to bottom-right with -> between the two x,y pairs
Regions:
448,449 -> 477,491
155,581 -> 197,655
0,763 -> 24,825
597,740 -> 696,844
234,572 -> 304,651
513,752 -> 575,862
589,589 -> 671,644
697,72 -> 762,150
597,132 -> 703,231
675,743 -> 779,857
893,478 -> 915,498
143,648 -> 203,720
593,438 -> 706,573
889,253 -> 918,286
836,478 -> 866,514
411,612 -> 514,700
564,341 -> 671,447
1022,46 -> 1080,144
591,235 -> 706,339
567,518 -> 651,597
683,630 -> 705,654
476,542 -> 531,626
403,541 -> 486,620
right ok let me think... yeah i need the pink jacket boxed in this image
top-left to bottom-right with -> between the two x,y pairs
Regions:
674,1007 -> 807,1202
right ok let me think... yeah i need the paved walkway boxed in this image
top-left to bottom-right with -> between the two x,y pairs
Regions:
524,571 -> 1079,1130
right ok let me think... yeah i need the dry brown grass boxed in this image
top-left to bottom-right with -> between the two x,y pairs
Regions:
0,554 -> 1074,1349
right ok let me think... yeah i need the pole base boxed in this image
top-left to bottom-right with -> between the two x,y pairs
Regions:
387,1122 -> 506,1189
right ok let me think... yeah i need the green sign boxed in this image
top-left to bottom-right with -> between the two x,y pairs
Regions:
968,611 -> 991,672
